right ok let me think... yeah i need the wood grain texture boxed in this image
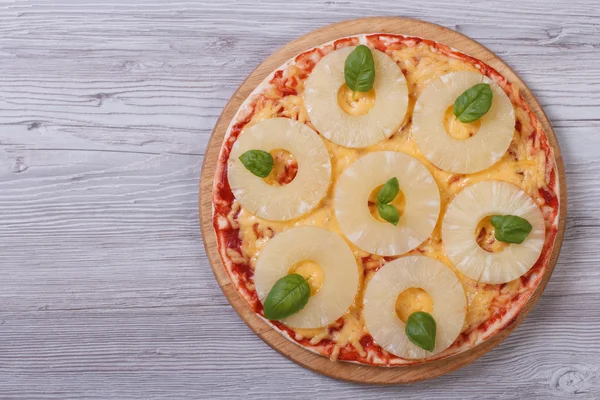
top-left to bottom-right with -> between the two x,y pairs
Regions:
0,0 -> 598,398
199,16 -> 567,384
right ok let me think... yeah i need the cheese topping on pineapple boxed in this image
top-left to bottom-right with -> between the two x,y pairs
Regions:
304,46 -> 409,148
335,151 -> 441,256
412,71 -> 515,174
395,288 -> 433,323
263,149 -> 298,186
289,260 -> 324,295
223,39 -> 554,363
228,118 -> 331,221
363,256 -> 467,359
336,84 -> 376,116
254,226 -> 359,329
475,216 -> 510,253
443,106 -> 481,140
368,183 -> 406,222
443,180 -> 545,284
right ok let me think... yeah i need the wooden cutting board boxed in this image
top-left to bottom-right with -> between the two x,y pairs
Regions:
199,17 -> 567,384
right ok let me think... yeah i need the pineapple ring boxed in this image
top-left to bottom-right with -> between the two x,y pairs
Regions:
363,256 -> 467,359
334,151 -> 440,256
442,180 -> 546,284
228,118 -> 331,221
254,226 -> 359,329
412,71 -> 515,173
304,46 -> 409,148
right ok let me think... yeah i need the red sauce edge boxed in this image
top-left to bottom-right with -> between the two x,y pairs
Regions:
212,34 -> 561,366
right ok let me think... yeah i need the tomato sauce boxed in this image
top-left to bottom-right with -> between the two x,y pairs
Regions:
212,34 -> 561,366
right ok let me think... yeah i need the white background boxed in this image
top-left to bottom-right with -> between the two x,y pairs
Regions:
0,0 -> 599,398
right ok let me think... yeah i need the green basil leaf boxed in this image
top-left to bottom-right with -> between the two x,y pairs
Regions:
263,274 -> 310,320
377,177 -> 400,204
378,203 -> 399,226
239,150 -> 273,178
405,311 -> 436,352
344,45 -> 375,94
490,215 -> 533,244
453,83 -> 493,123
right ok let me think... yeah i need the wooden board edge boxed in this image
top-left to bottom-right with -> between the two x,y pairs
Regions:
198,16 -> 567,384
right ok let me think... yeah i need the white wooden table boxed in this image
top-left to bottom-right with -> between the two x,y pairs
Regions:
0,1 -> 598,398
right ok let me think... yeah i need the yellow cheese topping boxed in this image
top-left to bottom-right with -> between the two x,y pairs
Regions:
289,260 -> 324,295
475,216 -> 511,253
444,106 -> 482,140
230,42 -> 547,360
263,149 -> 297,186
395,288 -> 434,323
336,83 -> 376,116
368,183 -> 406,222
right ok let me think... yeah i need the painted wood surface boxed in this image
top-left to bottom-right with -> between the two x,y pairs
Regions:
0,0 -> 598,398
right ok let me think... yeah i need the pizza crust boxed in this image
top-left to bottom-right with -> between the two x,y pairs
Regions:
212,33 -> 560,366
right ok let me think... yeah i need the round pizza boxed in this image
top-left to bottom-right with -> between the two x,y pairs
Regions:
211,33 -> 560,366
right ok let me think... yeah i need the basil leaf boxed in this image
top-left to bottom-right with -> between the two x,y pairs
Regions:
239,150 -> 273,178
490,215 -> 533,244
378,203 -> 399,226
263,274 -> 310,320
344,45 -> 375,94
453,83 -> 493,123
405,311 -> 436,352
377,177 -> 399,204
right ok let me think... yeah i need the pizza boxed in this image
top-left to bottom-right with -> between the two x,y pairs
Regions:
211,33 -> 560,366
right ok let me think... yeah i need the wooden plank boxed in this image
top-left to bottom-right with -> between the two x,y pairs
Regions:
0,0 -> 598,397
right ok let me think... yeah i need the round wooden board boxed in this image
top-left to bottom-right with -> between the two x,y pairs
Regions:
199,17 -> 567,384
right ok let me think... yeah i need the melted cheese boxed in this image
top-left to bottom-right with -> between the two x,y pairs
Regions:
230,42 -> 548,360
263,149 -> 297,186
368,184 -> 406,221
444,106 -> 481,140
475,216 -> 510,253
396,288 -> 433,323
337,84 -> 376,116
289,260 -> 324,295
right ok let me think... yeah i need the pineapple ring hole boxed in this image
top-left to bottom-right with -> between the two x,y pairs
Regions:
395,287 -> 433,323
368,184 -> 406,222
475,216 -> 510,253
337,83 -> 376,116
288,260 -> 324,296
443,105 -> 482,140
262,149 -> 298,186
